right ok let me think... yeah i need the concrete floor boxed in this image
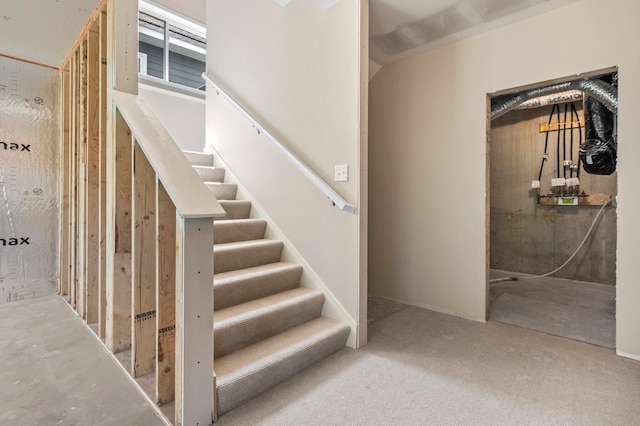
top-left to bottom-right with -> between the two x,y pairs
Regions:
0,295 -> 166,426
489,269 -> 615,348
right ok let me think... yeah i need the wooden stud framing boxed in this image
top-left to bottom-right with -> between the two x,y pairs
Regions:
106,110 -> 133,353
69,49 -> 79,310
76,37 -> 88,319
85,25 -> 101,324
60,63 -> 72,297
132,143 -> 158,378
59,2 -> 219,423
98,10 -> 109,338
156,181 -> 176,404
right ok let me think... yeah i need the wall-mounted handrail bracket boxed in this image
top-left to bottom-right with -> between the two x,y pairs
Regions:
202,72 -> 357,214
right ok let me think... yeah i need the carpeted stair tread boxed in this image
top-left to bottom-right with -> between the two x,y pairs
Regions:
217,200 -> 252,220
214,262 -> 303,310
214,239 -> 284,273
193,165 -> 225,182
183,150 -> 213,166
214,219 -> 267,244
181,150 -> 350,416
206,182 -> 238,200
216,317 -> 350,415
214,287 -> 325,358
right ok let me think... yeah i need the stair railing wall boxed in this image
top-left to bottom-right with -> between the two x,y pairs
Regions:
201,72 -> 357,214
58,1 -> 224,424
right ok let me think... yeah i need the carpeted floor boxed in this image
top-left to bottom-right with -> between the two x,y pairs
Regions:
2,294 -> 638,425
489,269 -> 615,348
217,296 -> 640,425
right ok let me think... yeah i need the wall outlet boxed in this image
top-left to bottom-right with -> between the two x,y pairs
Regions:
335,164 -> 348,182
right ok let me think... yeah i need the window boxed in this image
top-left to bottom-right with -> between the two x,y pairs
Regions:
138,1 -> 206,89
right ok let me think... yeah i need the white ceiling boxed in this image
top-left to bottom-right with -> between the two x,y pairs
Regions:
0,0 -> 578,70
0,0 -> 102,68
370,0 -> 579,65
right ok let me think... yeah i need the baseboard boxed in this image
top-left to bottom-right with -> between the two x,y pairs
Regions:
206,144 -> 358,348
368,292 -> 486,324
616,350 -> 640,362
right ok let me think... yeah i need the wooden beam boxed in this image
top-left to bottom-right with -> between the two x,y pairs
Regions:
175,217 -> 214,426
106,109 -> 133,353
156,180 -> 176,405
539,117 -> 584,133
85,28 -> 101,324
59,63 -> 72,296
538,193 -> 612,207
0,53 -> 59,71
69,49 -> 79,310
132,143 -> 157,377
98,8 -> 109,339
76,37 -> 88,319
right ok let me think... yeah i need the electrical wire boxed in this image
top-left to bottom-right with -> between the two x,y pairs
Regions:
571,102 -> 582,180
489,200 -> 611,283
563,103 -> 568,179
569,102 -> 575,178
556,105 -> 562,179
538,104 -> 558,181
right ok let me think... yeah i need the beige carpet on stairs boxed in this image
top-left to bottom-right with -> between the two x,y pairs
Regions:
214,296 -> 640,425
182,150 -> 350,417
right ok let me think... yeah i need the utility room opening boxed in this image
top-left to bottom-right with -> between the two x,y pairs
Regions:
487,68 -> 618,348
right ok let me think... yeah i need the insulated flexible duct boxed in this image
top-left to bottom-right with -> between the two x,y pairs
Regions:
515,90 -> 583,111
491,78 -> 618,120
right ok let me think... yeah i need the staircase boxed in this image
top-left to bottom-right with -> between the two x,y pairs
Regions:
183,150 -> 350,417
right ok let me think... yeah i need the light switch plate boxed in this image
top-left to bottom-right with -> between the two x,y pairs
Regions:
335,164 -> 348,182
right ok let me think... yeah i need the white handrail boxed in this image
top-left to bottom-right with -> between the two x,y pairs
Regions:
201,72 -> 357,214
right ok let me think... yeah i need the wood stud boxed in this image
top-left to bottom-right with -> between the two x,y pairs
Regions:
58,1 -> 214,422
156,180 -> 176,404
132,143 -> 158,377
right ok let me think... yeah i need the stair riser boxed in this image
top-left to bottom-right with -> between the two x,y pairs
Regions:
214,291 -> 324,358
194,166 -> 225,182
214,264 -> 302,310
214,220 -> 267,244
216,323 -> 350,415
217,201 -> 252,220
184,151 -> 213,167
214,242 -> 283,273
207,183 -> 238,200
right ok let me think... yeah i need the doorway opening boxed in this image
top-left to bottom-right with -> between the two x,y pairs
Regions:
487,67 -> 618,348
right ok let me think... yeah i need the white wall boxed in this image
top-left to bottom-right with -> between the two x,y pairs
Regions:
369,0 -> 640,359
206,0 -> 367,346
138,83 -> 205,152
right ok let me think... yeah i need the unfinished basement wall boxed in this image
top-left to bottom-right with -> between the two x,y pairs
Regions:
0,57 -> 59,304
205,0 -> 368,346
490,105 -> 617,285
368,0 -> 640,359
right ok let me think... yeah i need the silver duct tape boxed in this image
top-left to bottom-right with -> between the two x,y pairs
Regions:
0,58 -> 59,304
491,78 -> 618,120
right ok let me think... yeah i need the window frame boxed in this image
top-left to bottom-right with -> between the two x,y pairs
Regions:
138,0 -> 206,89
